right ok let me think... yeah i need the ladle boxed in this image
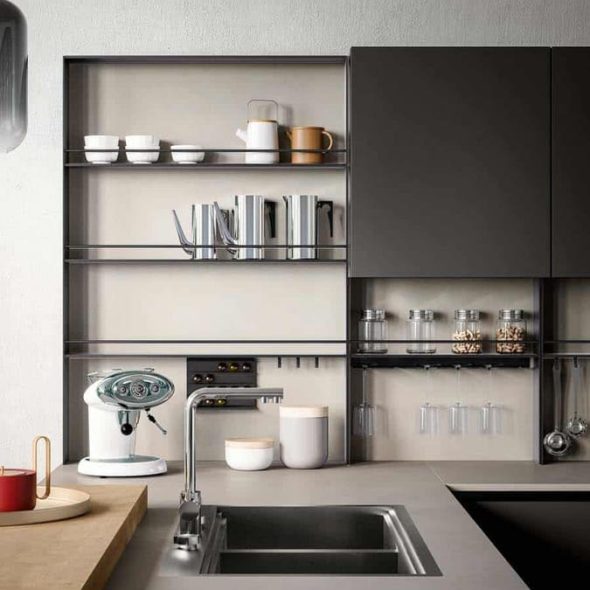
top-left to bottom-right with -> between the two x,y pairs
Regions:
543,359 -> 573,457
566,357 -> 588,438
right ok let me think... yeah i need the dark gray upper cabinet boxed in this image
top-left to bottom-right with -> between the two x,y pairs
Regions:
552,48 -> 590,277
349,47 -> 550,278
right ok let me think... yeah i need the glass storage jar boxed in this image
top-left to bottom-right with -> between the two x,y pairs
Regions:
358,309 -> 388,353
496,309 -> 526,353
407,309 -> 436,354
452,309 -> 482,354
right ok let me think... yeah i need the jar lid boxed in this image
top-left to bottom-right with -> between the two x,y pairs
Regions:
225,437 -> 275,449
455,309 -> 480,320
409,309 -> 434,320
498,309 -> 524,320
361,309 -> 386,320
280,406 -> 329,418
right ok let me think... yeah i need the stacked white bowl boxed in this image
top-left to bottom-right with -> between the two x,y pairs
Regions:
125,135 -> 160,164
84,135 -> 119,164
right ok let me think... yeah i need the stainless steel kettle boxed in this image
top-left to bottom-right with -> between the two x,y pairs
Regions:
213,195 -> 276,260
172,204 -> 216,260
282,195 -> 333,260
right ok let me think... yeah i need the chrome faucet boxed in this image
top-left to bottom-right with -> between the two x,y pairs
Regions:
174,386 -> 283,551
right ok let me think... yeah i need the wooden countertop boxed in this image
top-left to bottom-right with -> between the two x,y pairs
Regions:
0,485 -> 147,590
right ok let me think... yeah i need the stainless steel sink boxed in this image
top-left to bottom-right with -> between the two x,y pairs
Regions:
160,505 -> 441,577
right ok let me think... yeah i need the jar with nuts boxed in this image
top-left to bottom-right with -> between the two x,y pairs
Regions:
496,309 -> 527,353
452,309 -> 482,354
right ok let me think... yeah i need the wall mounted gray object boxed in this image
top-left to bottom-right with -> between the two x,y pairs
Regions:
0,0 -> 26,152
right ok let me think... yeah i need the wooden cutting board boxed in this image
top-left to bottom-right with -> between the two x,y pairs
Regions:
0,485 -> 147,590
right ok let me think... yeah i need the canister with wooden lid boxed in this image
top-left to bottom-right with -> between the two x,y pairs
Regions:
279,406 -> 328,469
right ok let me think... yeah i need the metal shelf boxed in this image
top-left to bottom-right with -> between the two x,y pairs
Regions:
351,353 -> 536,369
66,258 -> 346,265
65,162 -> 347,170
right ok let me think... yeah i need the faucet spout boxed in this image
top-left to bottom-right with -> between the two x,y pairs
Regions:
174,386 -> 283,550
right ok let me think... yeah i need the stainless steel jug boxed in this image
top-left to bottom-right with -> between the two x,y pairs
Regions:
172,204 -> 216,260
282,195 -> 333,260
214,195 -> 276,260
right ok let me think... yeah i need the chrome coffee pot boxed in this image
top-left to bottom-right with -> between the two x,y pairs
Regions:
172,204 -> 216,260
283,195 -> 333,260
214,195 -> 276,260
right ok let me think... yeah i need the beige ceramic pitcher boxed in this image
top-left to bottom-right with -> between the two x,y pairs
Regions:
286,126 -> 334,164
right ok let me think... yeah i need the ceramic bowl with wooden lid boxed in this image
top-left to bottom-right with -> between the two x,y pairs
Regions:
225,438 -> 274,471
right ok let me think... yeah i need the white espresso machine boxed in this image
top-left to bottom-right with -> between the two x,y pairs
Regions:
78,369 -> 174,477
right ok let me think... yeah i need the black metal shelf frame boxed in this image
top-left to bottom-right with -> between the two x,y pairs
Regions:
62,54 -> 351,463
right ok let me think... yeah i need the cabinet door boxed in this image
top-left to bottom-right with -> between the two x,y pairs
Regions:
552,48 -> 590,277
350,48 -> 550,278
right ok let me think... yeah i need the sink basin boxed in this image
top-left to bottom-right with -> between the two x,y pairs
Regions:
160,505 -> 441,577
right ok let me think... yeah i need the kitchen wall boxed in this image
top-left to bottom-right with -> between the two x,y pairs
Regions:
2,0 -> 590,466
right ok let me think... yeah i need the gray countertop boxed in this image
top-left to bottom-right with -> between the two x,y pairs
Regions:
51,460 -> 590,590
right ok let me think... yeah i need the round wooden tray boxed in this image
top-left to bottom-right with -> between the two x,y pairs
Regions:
0,487 -> 90,526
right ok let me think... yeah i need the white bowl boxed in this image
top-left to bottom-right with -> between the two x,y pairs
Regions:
84,135 -> 119,149
84,135 -> 120,164
125,148 -> 160,164
225,438 -> 274,471
171,144 -> 205,164
125,135 -> 159,148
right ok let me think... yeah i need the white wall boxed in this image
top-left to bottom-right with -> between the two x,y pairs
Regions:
2,0 -> 590,467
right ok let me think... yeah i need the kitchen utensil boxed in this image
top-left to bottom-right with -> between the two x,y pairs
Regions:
172,204 -> 217,260
286,126 -> 334,164
171,144 -> 205,164
280,406 -> 328,469
282,195 -> 333,260
353,367 -> 375,437
235,99 -> 279,164
225,438 -> 274,471
125,135 -> 160,164
480,402 -> 502,435
419,402 -> 439,435
84,135 -> 119,164
0,436 -> 50,512
0,487 -> 90,526
543,359 -> 573,456
77,369 -> 174,477
449,402 -> 468,435
566,358 -> 588,438
213,195 -> 276,260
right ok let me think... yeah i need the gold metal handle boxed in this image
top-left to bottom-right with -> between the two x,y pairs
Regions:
0,466 -> 4,477
321,130 -> 334,152
32,436 -> 51,500
286,129 -> 292,141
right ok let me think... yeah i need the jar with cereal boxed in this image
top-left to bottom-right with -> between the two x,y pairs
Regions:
496,309 -> 526,353
452,309 -> 482,354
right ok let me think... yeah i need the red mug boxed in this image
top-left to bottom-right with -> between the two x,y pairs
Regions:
0,436 -> 51,512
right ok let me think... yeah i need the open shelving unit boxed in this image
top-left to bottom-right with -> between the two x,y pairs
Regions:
63,54 -> 350,463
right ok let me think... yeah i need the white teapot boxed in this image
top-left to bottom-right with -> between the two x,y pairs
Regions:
236,99 -> 279,165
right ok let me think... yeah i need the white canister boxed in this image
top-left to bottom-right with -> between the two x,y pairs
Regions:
280,406 -> 329,469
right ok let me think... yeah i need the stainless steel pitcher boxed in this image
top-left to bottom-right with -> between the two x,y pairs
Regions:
214,195 -> 276,260
172,204 -> 216,260
282,195 -> 333,260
